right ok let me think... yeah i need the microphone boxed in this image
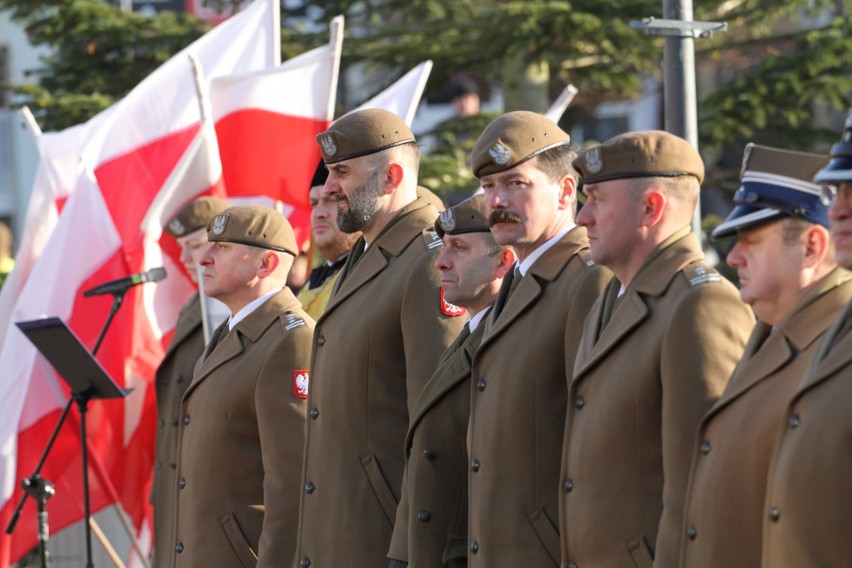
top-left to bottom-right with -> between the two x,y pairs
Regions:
83,267 -> 167,297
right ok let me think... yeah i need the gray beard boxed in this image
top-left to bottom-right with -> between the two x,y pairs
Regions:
337,171 -> 382,233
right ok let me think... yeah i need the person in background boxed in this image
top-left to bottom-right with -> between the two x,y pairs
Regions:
151,195 -> 229,567
388,194 -> 515,568
0,221 -> 15,288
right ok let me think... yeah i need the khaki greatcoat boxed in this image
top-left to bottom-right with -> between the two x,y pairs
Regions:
388,319 -> 486,567
152,292 -> 205,567
761,297 -> 852,567
561,228 -> 754,568
680,268 -> 852,568
171,288 -> 313,568
467,227 -> 609,567
296,198 -> 466,567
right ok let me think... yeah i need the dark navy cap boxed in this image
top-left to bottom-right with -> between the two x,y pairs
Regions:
814,109 -> 852,184
712,143 -> 829,239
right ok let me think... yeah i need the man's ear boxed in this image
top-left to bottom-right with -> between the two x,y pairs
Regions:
642,189 -> 667,228
557,175 -> 577,211
384,163 -> 404,195
802,225 -> 831,268
256,250 -> 280,278
495,247 -> 517,279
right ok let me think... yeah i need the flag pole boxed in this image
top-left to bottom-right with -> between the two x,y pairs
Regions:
327,16 -> 345,120
270,0 -> 281,66
545,84 -> 579,124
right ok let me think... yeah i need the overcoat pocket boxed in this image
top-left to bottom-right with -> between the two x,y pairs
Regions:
361,454 -> 398,526
220,512 -> 258,568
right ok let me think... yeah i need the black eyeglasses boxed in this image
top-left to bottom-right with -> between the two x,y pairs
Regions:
818,183 -> 852,205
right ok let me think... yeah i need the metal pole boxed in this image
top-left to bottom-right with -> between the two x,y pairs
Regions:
663,0 -> 702,232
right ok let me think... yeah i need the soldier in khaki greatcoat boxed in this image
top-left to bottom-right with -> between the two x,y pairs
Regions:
561,131 -> 754,568
387,195 -> 516,568
762,113 -> 852,567
152,196 -> 229,567
171,205 -> 313,568
678,145 -> 852,568
465,112 -> 609,567
296,109 -> 466,568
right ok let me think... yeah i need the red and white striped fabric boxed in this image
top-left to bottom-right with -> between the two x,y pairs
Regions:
210,17 -> 344,250
0,1 -> 276,565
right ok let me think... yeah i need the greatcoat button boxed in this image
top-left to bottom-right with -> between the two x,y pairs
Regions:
155,460 -> 163,471
471,459 -> 480,472
183,415 -> 190,425
305,482 -> 315,494
178,477 -> 186,489
300,557 -> 311,567
568,563 -> 578,568
476,378 -> 486,392
788,413 -> 801,428
310,407 -> 319,419
424,449 -> 436,461
176,375 -> 185,383
470,540 -> 479,554
768,506 -> 780,522
700,440 -> 711,455
176,542 -> 184,553
575,396 -> 585,409
563,478 -> 574,492
687,525 -> 697,540
418,510 -> 431,522
317,335 -> 325,346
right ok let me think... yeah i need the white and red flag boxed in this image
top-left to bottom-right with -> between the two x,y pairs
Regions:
354,60 -> 433,125
0,0 -> 277,564
210,16 -> 344,250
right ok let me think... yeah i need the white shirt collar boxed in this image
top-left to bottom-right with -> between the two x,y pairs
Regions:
516,224 -> 575,276
468,309 -> 488,332
228,288 -> 280,331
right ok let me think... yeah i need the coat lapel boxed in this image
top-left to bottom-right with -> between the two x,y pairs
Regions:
163,293 -> 202,361
797,300 -> 852,396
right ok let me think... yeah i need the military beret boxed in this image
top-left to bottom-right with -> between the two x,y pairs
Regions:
434,194 -> 489,238
712,144 -> 829,239
207,205 -> 298,256
471,111 -> 571,178
316,108 -> 416,165
310,160 -> 328,189
165,196 -> 230,237
573,130 -> 705,184
813,109 -> 852,184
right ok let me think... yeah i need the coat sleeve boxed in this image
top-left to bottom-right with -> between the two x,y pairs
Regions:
255,321 -> 313,568
400,247 -> 467,415
653,282 -> 754,567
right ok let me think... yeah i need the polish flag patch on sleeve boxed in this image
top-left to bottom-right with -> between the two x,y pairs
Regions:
294,370 -> 310,399
440,288 -> 466,317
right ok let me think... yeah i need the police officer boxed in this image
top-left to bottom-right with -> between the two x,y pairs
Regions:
678,144 -> 852,568
466,112 -> 609,566
563,131 -> 754,568
172,205 -> 313,567
762,112 -> 852,567
296,109 -> 466,567
387,195 -> 516,568
152,196 -> 228,566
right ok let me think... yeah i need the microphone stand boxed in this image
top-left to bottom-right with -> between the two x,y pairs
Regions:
5,288 -> 129,568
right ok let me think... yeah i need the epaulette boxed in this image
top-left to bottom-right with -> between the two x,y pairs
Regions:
282,312 -> 307,332
423,227 -> 443,250
682,263 -> 723,288
577,248 -> 596,268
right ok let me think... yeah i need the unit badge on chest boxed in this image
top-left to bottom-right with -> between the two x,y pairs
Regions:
440,288 -> 466,317
294,370 -> 310,399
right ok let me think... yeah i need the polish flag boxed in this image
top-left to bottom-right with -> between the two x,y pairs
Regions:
354,60 -> 433,125
211,16 -> 344,249
0,0 -> 276,564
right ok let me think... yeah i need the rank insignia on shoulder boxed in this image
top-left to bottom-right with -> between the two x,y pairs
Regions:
293,370 -> 309,399
424,228 -> 443,250
577,249 -> 596,268
284,313 -> 306,331
685,264 -> 722,287
440,288 -> 466,317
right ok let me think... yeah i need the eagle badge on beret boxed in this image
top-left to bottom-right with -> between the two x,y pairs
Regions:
168,218 -> 185,235
438,209 -> 456,232
211,214 -> 228,235
489,142 -> 512,166
585,146 -> 603,174
320,134 -> 338,156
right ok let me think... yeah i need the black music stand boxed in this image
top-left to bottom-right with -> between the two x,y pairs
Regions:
7,317 -> 132,568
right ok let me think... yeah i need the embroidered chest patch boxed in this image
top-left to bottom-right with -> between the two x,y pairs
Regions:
294,370 -> 309,399
440,288 -> 466,317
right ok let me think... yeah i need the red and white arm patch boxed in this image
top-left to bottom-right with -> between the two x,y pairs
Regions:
293,370 -> 310,399
440,288 -> 466,317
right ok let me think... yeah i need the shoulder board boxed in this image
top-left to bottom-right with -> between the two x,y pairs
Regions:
281,312 -> 307,332
423,227 -> 443,250
576,248 -> 596,268
682,263 -> 723,288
